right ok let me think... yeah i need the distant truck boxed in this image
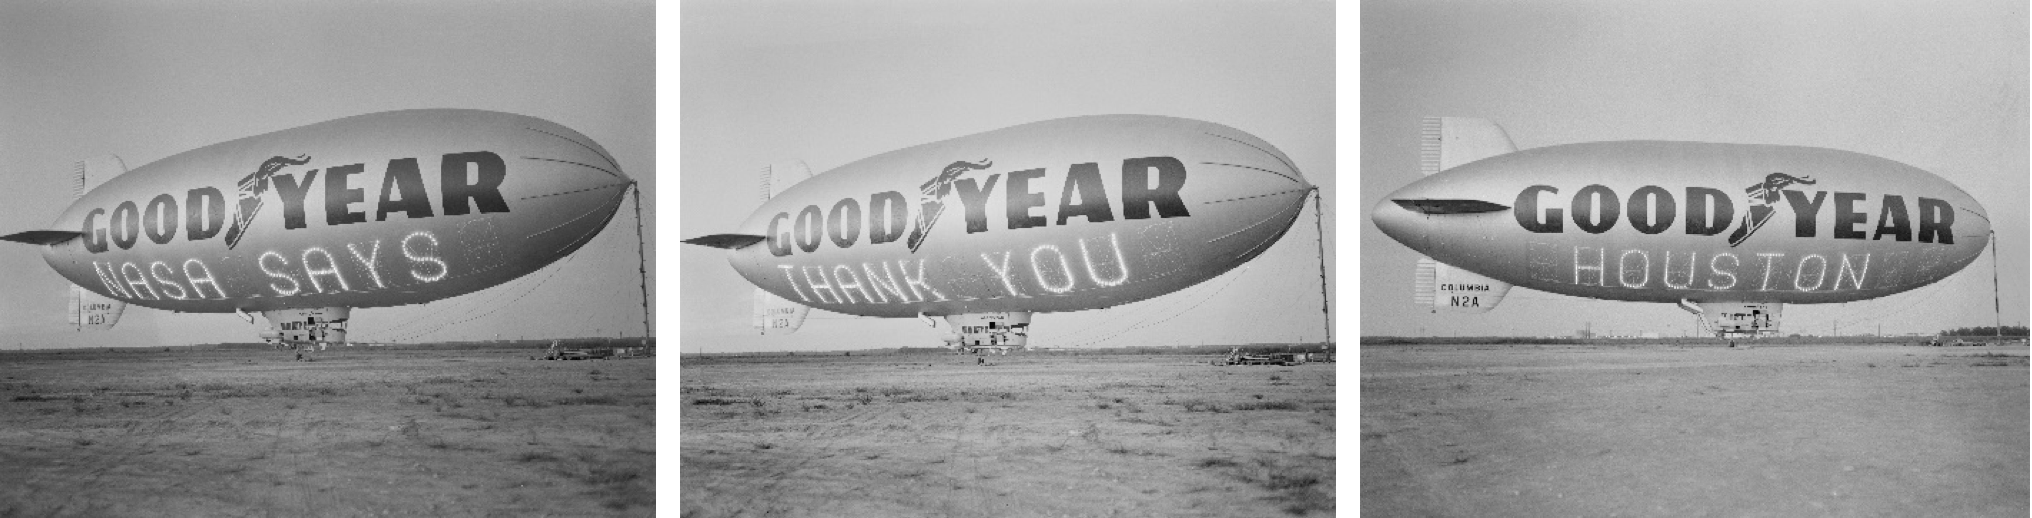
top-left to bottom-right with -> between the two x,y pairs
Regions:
534,340 -> 610,360
1213,348 -> 1307,366
1925,337 -> 1991,347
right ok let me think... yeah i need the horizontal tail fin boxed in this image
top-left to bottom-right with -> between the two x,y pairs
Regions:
680,162 -> 814,250
0,230 -> 84,245
5,156 -> 128,248
681,234 -> 767,249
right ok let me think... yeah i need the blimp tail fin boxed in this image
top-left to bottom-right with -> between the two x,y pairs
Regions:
0,230 -> 85,245
682,234 -> 767,250
0,156 -> 129,246
1413,256 -> 1512,313
760,161 -> 813,201
679,162 -> 812,250
67,286 -> 126,331
73,155 -> 129,197
753,288 -> 810,334
1419,117 -> 1515,175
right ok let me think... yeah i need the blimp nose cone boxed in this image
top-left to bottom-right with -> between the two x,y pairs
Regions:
498,115 -> 634,266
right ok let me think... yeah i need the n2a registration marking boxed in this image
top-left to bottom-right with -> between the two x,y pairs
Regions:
1442,283 -> 1493,307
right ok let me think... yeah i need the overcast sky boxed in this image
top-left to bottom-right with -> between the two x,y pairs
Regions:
678,0 -> 1336,353
0,1 -> 654,349
1361,0 -> 2029,338
6,0 -> 2021,349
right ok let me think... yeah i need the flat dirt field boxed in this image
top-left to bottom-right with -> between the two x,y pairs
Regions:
1363,343 -> 2029,517
680,354 -> 1337,517
0,347 -> 654,517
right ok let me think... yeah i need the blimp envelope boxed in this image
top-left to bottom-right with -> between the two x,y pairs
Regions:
15,109 -> 634,316
691,114 -> 1316,332
1373,117 -> 1990,335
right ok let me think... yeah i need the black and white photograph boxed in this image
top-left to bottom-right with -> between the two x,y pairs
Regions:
0,1 -> 655,515
1362,0 -> 2028,516
10,0 -> 2032,516
679,0 -> 1336,516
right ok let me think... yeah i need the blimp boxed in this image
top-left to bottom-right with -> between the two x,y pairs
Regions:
683,115 -> 1315,353
1373,117 -> 1989,339
1,109 -> 635,352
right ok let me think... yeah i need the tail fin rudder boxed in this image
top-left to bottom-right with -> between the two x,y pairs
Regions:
1413,256 -> 1512,313
753,288 -> 810,334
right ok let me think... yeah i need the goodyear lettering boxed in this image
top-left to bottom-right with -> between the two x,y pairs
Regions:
768,157 -> 1189,257
1515,184 -> 1956,245
82,152 -> 509,254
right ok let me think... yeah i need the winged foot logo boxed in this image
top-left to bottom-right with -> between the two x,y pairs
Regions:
224,154 -> 314,249
1725,172 -> 1816,247
906,159 -> 995,253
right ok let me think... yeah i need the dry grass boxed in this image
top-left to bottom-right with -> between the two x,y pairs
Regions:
1363,343 -> 2026,517
682,353 -> 1335,517
0,347 -> 654,516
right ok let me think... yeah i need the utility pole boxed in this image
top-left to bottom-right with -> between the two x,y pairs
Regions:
632,184 -> 653,346
1992,231 -> 2001,339
1309,190 -> 1331,349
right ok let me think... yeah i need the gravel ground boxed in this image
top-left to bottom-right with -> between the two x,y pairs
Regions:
1362,343 -> 2028,517
0,347 -> 654,517
682,353 -> 1336,517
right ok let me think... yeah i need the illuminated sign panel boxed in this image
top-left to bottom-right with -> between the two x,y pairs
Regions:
85,230 -> 452,302
768,232 -> 1132,306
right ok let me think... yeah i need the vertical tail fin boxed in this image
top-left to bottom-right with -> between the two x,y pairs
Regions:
67,156 -> 129,330
761,161 -> 812,201
1419,117 -> 1516,175
753,288 -> 810,334
68,286 -> 125,330
1413,256 -> 1512,313
750,161 -> 814,334
73,155 -> 128,196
